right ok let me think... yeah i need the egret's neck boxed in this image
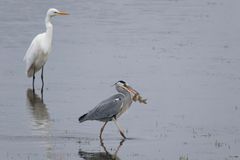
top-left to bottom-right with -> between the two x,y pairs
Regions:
45,16 -> 53,39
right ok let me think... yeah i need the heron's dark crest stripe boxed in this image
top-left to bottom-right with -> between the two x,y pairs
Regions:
118,80 -> 126,84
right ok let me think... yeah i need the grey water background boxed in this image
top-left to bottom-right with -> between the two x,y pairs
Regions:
0,0 -> 240,159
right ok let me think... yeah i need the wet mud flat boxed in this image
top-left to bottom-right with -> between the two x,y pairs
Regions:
1,0 -> 240,159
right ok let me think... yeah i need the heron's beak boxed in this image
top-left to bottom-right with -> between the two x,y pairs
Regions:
57,11 -> 69,15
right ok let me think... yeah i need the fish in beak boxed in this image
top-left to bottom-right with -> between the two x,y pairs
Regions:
125,85 -> 147,104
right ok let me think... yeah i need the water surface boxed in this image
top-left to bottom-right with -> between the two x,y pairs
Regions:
0,0 -> 240,159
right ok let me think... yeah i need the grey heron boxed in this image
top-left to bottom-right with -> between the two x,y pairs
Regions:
79,80 -> 147,139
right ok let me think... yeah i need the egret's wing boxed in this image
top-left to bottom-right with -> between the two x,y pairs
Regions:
23,34 -> 42,76
86,94 -> 125,121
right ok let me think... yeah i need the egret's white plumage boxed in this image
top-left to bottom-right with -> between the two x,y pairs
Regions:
23,8 -> 68,89
24,32 -> 51,77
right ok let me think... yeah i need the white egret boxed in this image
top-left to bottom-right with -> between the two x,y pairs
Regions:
23,8 -> 69,92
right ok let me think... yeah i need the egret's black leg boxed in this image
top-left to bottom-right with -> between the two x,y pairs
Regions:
41,66 -> 44,97
100,121 -> 108,140
41,65 -> 44,90
41,87 -> 44,102
32,68 -> 35,93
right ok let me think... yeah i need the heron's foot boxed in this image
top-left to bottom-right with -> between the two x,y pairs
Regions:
120,131 -> 126,139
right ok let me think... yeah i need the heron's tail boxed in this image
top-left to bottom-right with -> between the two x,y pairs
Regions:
79,113 -> 87,123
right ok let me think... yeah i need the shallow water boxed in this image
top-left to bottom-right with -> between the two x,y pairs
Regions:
1,0 -> 240,159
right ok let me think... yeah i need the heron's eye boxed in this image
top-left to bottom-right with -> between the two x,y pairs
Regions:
54,11 -> 57,13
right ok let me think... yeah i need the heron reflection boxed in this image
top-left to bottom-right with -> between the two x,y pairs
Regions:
78,139 -> 125,160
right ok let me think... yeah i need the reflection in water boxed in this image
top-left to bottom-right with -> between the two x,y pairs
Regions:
26,88 -> 53,160
26,88 -> 50,133
79,139 -> 124,160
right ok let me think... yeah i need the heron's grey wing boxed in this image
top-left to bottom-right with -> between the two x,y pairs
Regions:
85,94 -> 125,121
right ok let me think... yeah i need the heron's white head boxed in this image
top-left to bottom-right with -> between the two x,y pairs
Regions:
114,80 -> 138,95
47,8 -> 69,17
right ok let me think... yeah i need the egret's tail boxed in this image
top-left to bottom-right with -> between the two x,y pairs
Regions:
27,67 -> 34,77
79,113 -> 87,123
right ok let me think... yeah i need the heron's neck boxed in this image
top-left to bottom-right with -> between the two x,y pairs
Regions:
117,87 -> 132,99
117,89 -> 133,113
45,16 -> 53,40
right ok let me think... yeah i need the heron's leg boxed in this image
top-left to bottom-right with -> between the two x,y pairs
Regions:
113,118 -> 126,139
32,68 -> 35,93
99,121 -> 108,140
100,138 -> 109,155
99,135 -> 125,159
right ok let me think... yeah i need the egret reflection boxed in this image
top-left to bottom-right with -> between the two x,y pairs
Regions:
26,88 -> 50,134
78,139 -> 124,160
26,88 -> 54,160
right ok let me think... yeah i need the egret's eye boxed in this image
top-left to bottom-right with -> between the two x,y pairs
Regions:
54,11 -> 57,13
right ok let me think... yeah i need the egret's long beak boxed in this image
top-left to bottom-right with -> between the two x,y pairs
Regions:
57,11 -> 69,15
